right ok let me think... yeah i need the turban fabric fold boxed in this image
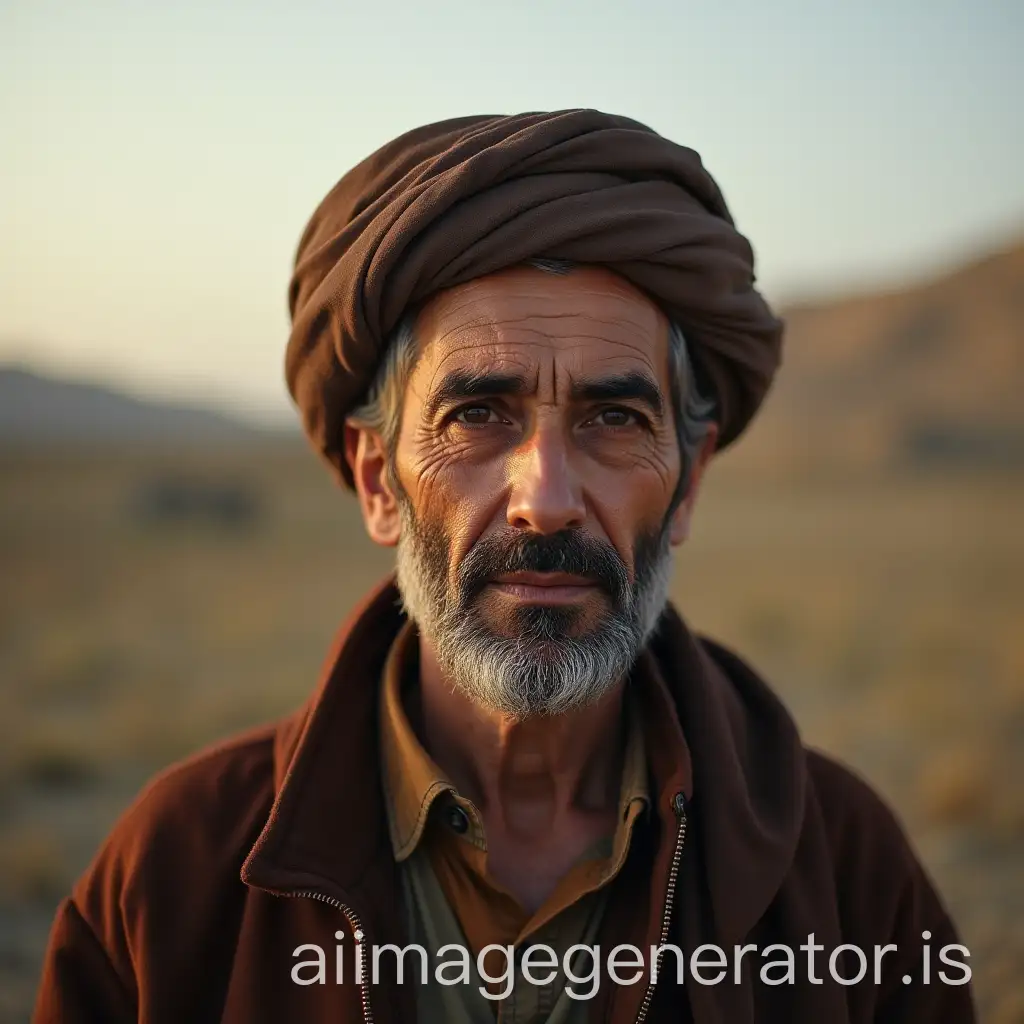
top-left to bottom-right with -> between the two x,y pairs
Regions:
285,109 -> 783,488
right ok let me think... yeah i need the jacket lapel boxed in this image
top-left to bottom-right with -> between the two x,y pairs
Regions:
241,579 -> 839,1024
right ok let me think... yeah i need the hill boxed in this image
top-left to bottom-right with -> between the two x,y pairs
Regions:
3,237 -> 1022,473
0,367 -> 274,443
726,238 -> 1024,477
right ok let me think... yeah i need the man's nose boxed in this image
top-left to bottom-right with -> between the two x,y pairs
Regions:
505,421 -> 586,534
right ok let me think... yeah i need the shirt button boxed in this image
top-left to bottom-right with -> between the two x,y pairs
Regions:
447,805 -> 470,834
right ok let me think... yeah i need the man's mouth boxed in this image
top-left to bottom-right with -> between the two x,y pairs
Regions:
488,571 -> 598,605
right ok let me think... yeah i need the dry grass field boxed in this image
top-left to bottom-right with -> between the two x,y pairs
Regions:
0,441 -> 1021,1021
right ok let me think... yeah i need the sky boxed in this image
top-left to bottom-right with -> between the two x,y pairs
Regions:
2,0 -> 1022,424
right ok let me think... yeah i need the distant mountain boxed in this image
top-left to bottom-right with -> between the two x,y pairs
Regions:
728,238 -> 1024,475
4,236 -> 1022,471
0,366 -> 273,443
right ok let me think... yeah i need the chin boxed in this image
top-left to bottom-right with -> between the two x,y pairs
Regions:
491,605 -> 604,644
477,591 -> 607,635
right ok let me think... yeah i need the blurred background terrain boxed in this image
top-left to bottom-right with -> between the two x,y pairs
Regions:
1,237 -> 1022,1021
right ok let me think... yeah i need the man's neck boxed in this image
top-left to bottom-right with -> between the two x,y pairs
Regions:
411,639 -> 627,841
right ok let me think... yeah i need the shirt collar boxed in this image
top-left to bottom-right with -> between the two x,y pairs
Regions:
379,620 -> 652,863
379,620 -> 456,860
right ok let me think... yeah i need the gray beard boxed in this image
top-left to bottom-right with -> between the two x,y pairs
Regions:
394,507 -> 674,719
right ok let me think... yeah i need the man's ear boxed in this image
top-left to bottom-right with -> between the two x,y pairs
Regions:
669,423 -> 719,546
344,421 -> 401,547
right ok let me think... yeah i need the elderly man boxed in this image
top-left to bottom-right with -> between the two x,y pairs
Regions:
35,111 -> 974,1023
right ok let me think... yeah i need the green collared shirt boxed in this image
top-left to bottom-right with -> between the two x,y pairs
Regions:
379,621 -> 651,1022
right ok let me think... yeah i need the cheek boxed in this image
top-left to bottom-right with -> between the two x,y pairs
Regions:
596,491 -> 663,571
583,451 -> 679,549
397,440 -> 507,554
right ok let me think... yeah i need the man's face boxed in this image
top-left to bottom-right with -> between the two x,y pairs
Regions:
351,265 -> 714,717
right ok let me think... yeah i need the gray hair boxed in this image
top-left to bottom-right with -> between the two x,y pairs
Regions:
348,259 -> 717,494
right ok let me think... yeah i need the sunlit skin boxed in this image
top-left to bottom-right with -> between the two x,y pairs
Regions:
346,265 -> 718,911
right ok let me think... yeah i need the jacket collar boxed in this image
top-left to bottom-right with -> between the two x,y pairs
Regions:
242,575 -> 806,949
243,577 -> 403,907
648,605 -> 807,944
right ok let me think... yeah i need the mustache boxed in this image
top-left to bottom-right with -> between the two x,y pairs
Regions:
457,530 -> 631,605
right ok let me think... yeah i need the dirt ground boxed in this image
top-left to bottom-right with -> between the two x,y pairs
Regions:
1,443 -> 1021,1022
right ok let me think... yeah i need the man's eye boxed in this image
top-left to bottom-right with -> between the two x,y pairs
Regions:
594,407 -> 639,427
454,405 -> 498,425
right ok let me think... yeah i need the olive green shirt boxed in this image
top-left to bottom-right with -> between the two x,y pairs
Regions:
379,622 -> 651,1023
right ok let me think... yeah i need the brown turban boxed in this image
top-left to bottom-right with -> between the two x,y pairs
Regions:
285,109 -> 783,488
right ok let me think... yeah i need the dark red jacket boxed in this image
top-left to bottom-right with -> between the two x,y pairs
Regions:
33,579 -> 976,1023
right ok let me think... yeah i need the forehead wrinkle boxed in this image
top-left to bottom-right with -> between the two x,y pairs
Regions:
425,318 -> 665,367
433,275 -> 664,331
416,332 -> 669,409
415,286 -> 672,404
432,312 -> 658,347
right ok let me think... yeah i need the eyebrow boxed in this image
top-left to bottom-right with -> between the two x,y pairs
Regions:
570,371 -> 665,418
424,367 -> 665,419
424,370 -> 531,420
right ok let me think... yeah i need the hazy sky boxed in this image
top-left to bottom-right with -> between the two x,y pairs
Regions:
3,0 -> 1022,423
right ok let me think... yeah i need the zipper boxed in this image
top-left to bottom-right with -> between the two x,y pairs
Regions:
276,796 -> 687,1024
634,792 -> 688,1024
284,889 -> 374,1024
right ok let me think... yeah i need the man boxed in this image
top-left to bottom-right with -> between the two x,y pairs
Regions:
34,110 -> 975,1023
